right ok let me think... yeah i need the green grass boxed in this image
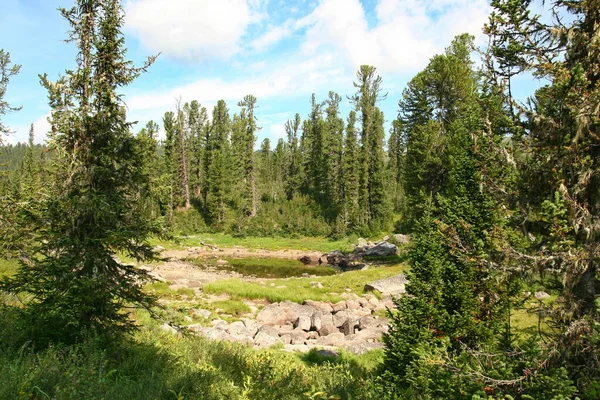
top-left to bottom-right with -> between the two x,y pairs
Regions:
150,233 -> 357,253
192,257 -> 338,278
144,281 -> 196,300
0,258 -> 19,277
204,264 -> 406,303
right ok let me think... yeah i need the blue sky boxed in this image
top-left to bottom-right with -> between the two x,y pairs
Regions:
1,0 -> 542,145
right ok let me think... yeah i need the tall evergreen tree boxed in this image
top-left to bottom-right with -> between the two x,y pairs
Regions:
343,110 -> 360,229
0,0 -> 160,344
0,49 -> 21,142
284,113 -> 303,199
206,100 -> 231,224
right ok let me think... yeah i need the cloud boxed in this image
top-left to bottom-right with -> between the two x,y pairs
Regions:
250,19 -> 295,52
126,53 -> 347,113
124,0 -> 262,61
10,113 -> 51,144
293,0 -> 490,74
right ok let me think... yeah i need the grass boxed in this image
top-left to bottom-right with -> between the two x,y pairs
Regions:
150,233 -> 358,253
192,257 -> 338,278
144,281 -> 196,300
204,264 -> 406,303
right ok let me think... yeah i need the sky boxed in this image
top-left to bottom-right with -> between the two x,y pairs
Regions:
0,0 -> 543,145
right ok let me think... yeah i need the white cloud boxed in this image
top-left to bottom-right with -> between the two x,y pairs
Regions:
124,0 -> 262,61
126,53 -> 347,113
250,19 -> 295,52
10,113 -> 51,144
294,0 -> 490,74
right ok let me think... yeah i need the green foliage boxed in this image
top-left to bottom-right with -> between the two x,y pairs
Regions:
0,49 -> 21,140
0,0 -> 162,346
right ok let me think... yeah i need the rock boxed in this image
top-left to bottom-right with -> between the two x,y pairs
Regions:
391,234 -> 410,245
333,310 -> 351,327
307,331 -> 319,340
280,334 -> 293,345
332,301 -> 347,312
294,315 -> 312,331
318,323 -> 339,337
316,349 -> 340,358
190,308 -> 212,319
257,325 -> 280,337
316,332 -> 345,346
364,242 -> 398,257
290,328 -> 309,345
358,316 -> 376,330
186,323 -> 203,332
346,299 -> 361,310
534,291 -> 550,300
311,312 -> 323,331
298,255 -> 312,265
210,319 -> 227,329
160,323 -> 177,334
242,319 -> 260,337
277,324 -> 295,335
203,329 -> 235,342
254,331 -> 281,347
356,327 -> 385,341
325,250 -> 345,266
256,301 -> 317,326
153,245 -> 166,252
357,297 -> 371,308
284,344 -> 310,353
276,285 -> 287,289
310,281 -> 324,289
341,318 -> 359,335
345,342 -> 384,355
226,321 -> 247,336
303,300 -> 333,313
364,274 -> 407,296
215,259 -> 229,266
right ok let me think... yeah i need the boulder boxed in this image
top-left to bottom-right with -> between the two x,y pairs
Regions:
294,315 -> 312,331
316,332 -> 345,346
345,342 -> 384,355
256,301 -> 316,326
318,323 -> 339,337
298,255 -> 312,265
364,274 -> 407,296
290,328 -> 309,345
325,250 -> 345,266
534,291 -> 550,300
160,323 -> 177,334
332,301 -> 347,312
311,312 -> 323,331
364,242 -> 398,257
358,316 -> 376,330
390,234 -> 410,245
215,259 -> 229,266
316,349 -> 340,358
310,281 -> 324,289
346,299 -> 361,310
226,321 -> 247,336
341,318 -> 359,335
254,331 -> 282,347
333,310 -> 351,327
303,300 -> 333,313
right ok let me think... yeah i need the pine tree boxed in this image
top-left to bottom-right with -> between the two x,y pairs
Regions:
343,111 -> 360,229
387,118 -> 405,215
175,100 -> 191,209
0,49 -> 21,142
323,91 -> 345,219
486,1 -> 600,393
206,100 -> 231,225
284,113 -> 303,199
184,100 -> 207,199
235,95 -> 259,217
350,65 -> 389,232
0,0 -> 160,344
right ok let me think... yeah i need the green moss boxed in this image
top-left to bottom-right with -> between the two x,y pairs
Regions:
193,257 -> 338,279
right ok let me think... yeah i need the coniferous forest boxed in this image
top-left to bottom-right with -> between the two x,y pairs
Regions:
0,0 -> 599,399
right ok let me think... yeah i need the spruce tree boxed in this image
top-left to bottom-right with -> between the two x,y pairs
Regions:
284,113 -> 303,199
343,111 -> 360,229
0,49 -> 21,142
0,0 -> 160,344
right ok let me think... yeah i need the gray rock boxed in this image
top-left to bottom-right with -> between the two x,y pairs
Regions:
341,318 -> 359,335
364,242 -> 398,257
294,315 -> 312,331
257,324 -> 280,338
254,331 -> 282,347
242,319 -> 260,337
333,310 -> 351,327
345,342 -> 384,355
325,250 -> 345,266
215,259 -> 229,266
303,300 -> 333,313
290,328 -> 309,345
332,301 -> 347,312
318,323 -> 339,337
311,312 -> 323,331
391,234 -> 410,245
316,349 -> 340,358
356,327 -> 385,341
346,299 -> 361,310
364,274 -> 407,296
358,316 -> 376,330
256,301 -> 316,326
310,281 -> 325,289
316,332 -> 345,346
226,321 -> 247,336
307,331 -> 319,340
160,323 -> 177,334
